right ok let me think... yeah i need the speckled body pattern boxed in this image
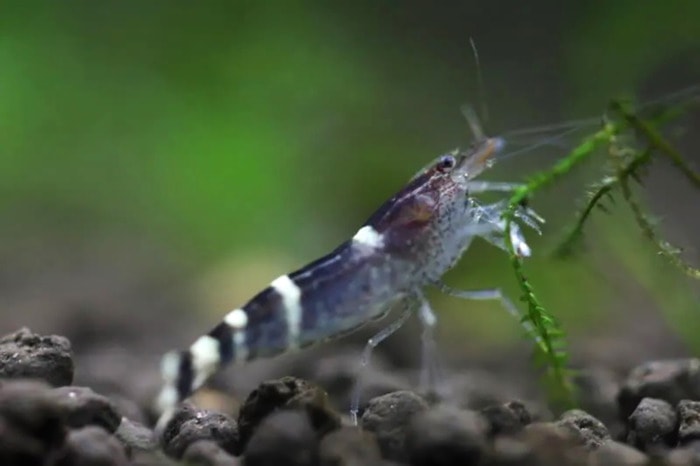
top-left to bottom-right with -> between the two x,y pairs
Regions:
156,136 -> 534,417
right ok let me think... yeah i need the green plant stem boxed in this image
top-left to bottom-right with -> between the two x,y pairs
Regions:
555,98 -> 697,257
499,123 -> 630,408
613,143 -> 700,280
612,101 -> 700,189
500,92 -> 699,409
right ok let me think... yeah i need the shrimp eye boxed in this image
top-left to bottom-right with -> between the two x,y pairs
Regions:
436,155 -> 456,172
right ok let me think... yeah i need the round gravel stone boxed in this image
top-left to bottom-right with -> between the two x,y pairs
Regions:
361,390 -> 429,462
556,409 -> 610,450
618,359 -> 700,419
318,427 -> 382,466
244,410 -> 317,466
237,377 -> 339,454
479,400 -> 532,437
0,380 -> 67,463
55,426 -> 129,466
406,405 -> 488,466
678,400 -> 700,445
50,386 -> 122,433
183,440 -> 240,466
162,404 -> 238,460
0,328 -> 74,387
626,397 -> 677,451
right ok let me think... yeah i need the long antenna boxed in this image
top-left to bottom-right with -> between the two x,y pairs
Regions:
461,104 -> 486,142
469,37 -> 489,124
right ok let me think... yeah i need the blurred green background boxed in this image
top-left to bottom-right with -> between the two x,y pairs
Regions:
1,1 -> 699,365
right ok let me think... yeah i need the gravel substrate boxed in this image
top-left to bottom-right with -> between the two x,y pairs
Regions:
3,326 -> 700,465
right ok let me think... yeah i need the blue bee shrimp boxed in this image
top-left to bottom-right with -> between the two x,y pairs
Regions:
155,132 -> 542,425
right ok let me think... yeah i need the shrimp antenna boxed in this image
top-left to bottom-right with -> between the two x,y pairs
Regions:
461,104 -> 486,142
497,124 -> 586,161
469,37 -> 489,124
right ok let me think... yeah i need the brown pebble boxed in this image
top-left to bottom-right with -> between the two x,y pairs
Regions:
618,359 -> 700,420
161,403 -> 238,460
0,327 -> 74,387
0,379 -> 67,464
50,386 -> 122,433
55,426 -> 129,466
318,427 -> 382,466
244,410 -> 317,466
183,440 -> 240,466
361,390 -> 429,462
406,405 -> 488,466
237,377 -> 339,454
556,409 -> 610,450
678,400 -> 700,445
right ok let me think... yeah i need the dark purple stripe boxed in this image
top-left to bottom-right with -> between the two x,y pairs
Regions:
241,286 -> 289,359
175,351 -> 194,402
208,322 -> 234,364
294,242 -> 382,344
291,244 -> 351,338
